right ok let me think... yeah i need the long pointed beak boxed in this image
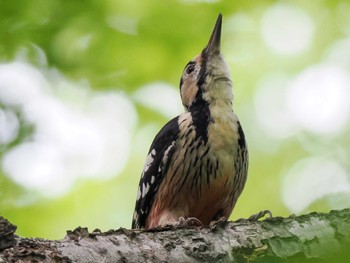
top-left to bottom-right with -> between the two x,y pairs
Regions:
204,13 -> 222,56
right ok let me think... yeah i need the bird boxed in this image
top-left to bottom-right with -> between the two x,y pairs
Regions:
132,13 -> 248,229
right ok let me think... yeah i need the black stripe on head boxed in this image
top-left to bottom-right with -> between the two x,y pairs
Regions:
186,51 -> 211,143
188,49 -> 209,109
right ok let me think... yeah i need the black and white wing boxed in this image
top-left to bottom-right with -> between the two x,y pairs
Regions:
132,116 -> 180,229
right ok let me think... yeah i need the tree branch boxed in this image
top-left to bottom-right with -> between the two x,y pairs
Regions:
1,209 -> 350,262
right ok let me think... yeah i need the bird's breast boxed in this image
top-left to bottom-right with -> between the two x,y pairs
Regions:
208,109 -> 240,153
148,109 -> 245,227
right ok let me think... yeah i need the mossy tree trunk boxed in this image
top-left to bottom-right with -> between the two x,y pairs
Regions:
1,209 -> 350,262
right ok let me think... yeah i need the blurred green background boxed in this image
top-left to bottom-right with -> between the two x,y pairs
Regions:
0,0 -> 350,240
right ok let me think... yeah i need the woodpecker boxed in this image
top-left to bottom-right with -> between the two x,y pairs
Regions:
132,14 -> 248,229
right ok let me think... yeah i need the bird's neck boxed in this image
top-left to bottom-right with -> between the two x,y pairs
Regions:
188,98 -> 234,122
208,99 -> 235,120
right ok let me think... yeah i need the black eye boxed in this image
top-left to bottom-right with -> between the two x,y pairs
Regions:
186,63 -> 195,74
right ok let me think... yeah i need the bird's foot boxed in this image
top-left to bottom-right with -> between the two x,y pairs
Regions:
248,210 -> 272,221
237,210 -> 272,222
178,216 -> 203,227
209,216 -> 228,228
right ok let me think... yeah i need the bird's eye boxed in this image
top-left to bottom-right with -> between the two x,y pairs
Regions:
186,64 -> 195,75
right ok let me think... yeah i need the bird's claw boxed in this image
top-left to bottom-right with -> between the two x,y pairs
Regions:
209,216 -> 228,228
236,210 -> 272,222
247,210 -> 272,221
178,217 -> 203,227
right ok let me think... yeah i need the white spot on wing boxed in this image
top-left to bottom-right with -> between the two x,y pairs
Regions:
142,182 -> 150,198
143,149 -> 156,174
151,176 -> 155,184
158,142 -> 175,173
133,211 -> 138,220
164,142 -> 175,160
136,186 -> 141,201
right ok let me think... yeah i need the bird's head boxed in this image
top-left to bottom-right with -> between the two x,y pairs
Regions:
180,14 -> 233,111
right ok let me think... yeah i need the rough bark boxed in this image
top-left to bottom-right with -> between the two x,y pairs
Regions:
1,209 -> 350,262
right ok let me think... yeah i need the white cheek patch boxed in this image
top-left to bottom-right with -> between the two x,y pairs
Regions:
181,81 -> 198,107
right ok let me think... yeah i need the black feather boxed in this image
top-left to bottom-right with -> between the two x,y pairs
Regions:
237,121 -> 246,150
190,99 -> 210,143
132,116 -> 179,229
